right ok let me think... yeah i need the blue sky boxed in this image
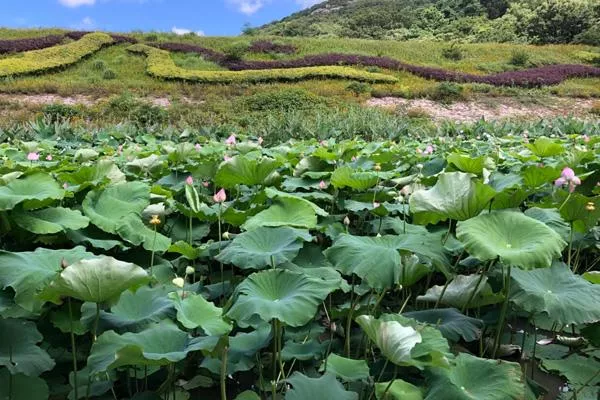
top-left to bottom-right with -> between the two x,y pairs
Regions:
1,0 -> 323,36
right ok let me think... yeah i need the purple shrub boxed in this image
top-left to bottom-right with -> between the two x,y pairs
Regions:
248,40 -> 297,55
154,42 -> 226,64
0,35 -> 64,54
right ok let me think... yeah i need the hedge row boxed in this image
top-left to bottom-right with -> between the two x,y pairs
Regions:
128,44 -> 398,84
154,42 -> 600,88
248,40 -> 297,55
65,31 -> 137,44
0,34 -> 64,54
0,33 -> 114,78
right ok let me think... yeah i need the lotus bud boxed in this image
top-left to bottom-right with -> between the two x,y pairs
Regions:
213,189 -> 227,203
46,155 -> 53,161
225,135 -> 236,145
172,277 -> 185,288
195,143 -> 202,151
185,176 -> 194,185
319,180 -> 327,189
258,137 -> 264,145
376,233 -> 382,238
416,164 -> 423,170
222,231 -> 230,240
374,163 -> 381,172
373,202 -> 380,209
185,266 -> 195,275
343,216 -> 350,226
27,152 -> 39,161
202,181 -> 210,187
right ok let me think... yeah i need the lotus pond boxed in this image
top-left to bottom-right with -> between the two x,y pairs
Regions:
0,129 -> 599,400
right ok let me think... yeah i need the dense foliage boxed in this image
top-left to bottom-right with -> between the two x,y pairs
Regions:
0,123 -> 598,399
0,34 -> 64,54
253,0 -> 600,45
0,33 -> 113,78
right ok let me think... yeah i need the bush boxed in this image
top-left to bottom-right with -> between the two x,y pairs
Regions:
145,34 -> 159,42
129,103 -> 168,127
509,50 -> 530,66
0,34 -> 64,54
102,69 -> 117,80
223,42 -> 249,62
0,33 -> 113,78
42,104 -> 80,123
442,44 -> 464,61
244,88 -> 325,112
574,24 -> 600,46
92,60 -> 106,71
346,81 -> 372,97
430,82 -> 465,102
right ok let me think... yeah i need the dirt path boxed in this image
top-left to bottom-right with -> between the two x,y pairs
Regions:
0,94 -> 175,107
367,96 -> 598,122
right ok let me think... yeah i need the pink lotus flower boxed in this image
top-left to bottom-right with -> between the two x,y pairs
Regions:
213,189 -> 226,203
224,155 -> 232,162
202,181 -> 210,188
351,156 -> 357,162
319,180 -> 327,189
423,145 -> 434,155
583,135 -> 590,143
555,167 -> 581,193
195,143 -> 202,151
46,155 -> 53,161
186,176 -> 194,185
225,135 -> 236,145
27,152 -> 39,161
258,137 -> 264,145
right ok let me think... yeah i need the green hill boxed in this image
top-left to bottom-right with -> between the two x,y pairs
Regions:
253,0 -> 600,44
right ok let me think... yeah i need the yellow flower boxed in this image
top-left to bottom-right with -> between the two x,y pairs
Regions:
374,163 -> 382,172
586,202 -> 596,212
150,215 -> 161,225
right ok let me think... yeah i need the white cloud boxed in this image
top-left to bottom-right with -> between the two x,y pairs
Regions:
227,0 -> 324,15
59,0 -> 96,7
71,16 -> 96,29
172,27 -> 205,36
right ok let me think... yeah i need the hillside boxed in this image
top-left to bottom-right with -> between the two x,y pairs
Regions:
253,0 -> 600,44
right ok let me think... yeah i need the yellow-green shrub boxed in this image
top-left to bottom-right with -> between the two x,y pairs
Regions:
0,33 -> 113,77
128,44 -> 398,84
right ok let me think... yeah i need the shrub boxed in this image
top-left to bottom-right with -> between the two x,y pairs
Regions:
102,69 -> 117,80
509,50 -> 530,66
128,44 -> 398,84
223,42 -> 249,62
574,25 -> 600,46
92,60 -> 106,71
0,34 -> 64,54
430,82 -> 465,102
346,81 -> 372,96
244,88 -> 325,112
442,44 -> 464,61
42,104 -> 80,122
0,33 -> 114,78
129,103 -> 168,127
145,34 -> 159,42
405,107 -> 431,119
248,40 -> 297,55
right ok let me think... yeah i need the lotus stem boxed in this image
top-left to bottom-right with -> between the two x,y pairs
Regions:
531,319 -> 537,380
380,366 -> 398,400
150,224 -> 157,280
567,222 -> 573,269
435,277 -> 452,309
221,346 -> 228,400
68,297 -> 79,400
492,265 -> 511,358
8,345 -> 13,400
368,359 -> 389,400
442,219 -> 453,245
462,259 -> 495,313
272,319 -> 278,382
218,204 -> 224,300
92,302 -> 100,342
345,275 -> 356,357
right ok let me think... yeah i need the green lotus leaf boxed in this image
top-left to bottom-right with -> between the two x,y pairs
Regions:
81,285 -> 174,334
242,197 -> 319,231
581,323 -> 600,347
356,315 -> 422,366
417,274 -> 503,309
524,207 -> 571,241
510,262 -> 600,325
404,308 -> 484,342
0,369 -> 49,400
40,256 -> 150,304
68,366 -> 115,400
59,159 -> 125,191
226,269 -> 335,327
265,188 -> 328,217
541,354 -> 600,388
556,194 -> 599,230
375,379 -> 423,400
201,324 -> 272,375
331,166 -> 378,190
0,318 -> 55,376
169,292 -> 232,336
583,271 -> 600,284
216,227 -> 312,270
324,233 -> 450,290
82,182 -> 170,252
0,247 -> 94,313
214,155 -> 280,188
87,320 -> 219,373
125,154 -> 165,176
320,353 -> 370,382
285,372 -> 358,400
525,137 -> 564,157
324,234 -> 401,289
0,173 -> 64,211
13,207 -> 90,234
281,339 -> 329,361
74,148 -> 99,162
425,353 -> 526,400
235,391 -> 261,400
446,153 -> 494,175
409,172 -> 496,225
456,210 -> 567,269
522,165 -> 561,188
